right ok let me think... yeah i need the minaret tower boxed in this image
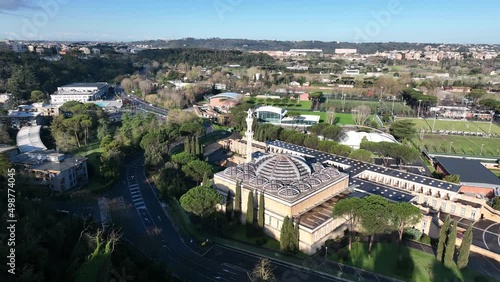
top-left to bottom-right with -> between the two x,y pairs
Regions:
245,109 -> 254,163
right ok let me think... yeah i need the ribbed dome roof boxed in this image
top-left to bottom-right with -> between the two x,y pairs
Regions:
255,154 -> 312,182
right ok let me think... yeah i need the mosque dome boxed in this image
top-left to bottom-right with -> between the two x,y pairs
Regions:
254,154 -> 312,182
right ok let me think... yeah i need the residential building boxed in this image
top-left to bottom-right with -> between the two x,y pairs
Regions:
10,125 -> 88,192
11,150 -> 88,192
335,49 -> 357,54
50,82 -> 109,104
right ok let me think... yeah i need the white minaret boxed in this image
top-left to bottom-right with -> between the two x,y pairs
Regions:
245,108 -> 254,163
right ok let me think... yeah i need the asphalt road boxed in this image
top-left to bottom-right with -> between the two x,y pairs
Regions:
104,156 -> 349,282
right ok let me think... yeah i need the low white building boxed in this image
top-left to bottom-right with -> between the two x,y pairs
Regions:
340,131 -> 398,149
50,82 -> 109,104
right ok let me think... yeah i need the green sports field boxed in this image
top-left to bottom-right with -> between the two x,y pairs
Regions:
418,134 -> 500,156
400,118 -> 500,135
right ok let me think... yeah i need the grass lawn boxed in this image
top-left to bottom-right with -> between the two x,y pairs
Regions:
329,242 -> 496,282
222,224 -> 282,252
199,130 -> 232,145
489,169 -> 500,177
417,134 -> 500,156
285,110 -> 357,125
401,118 -> 500,135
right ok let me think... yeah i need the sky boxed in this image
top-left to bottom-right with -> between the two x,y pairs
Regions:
0,0 -> 498,43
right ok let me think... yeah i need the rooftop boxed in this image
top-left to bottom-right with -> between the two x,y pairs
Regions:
299,190 -> 350,230
267,140 -> 462,193
60,82 -> 109,88
209,92 -> 243,101
435,156 -> 500,186
219,153 -> 348,203
255,106 -> 287,115
16,125 -> 47,153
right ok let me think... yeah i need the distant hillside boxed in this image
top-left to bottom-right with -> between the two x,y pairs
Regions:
130,38 -> 446,54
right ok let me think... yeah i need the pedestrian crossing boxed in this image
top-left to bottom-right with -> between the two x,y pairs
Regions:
127,160 -> 147,211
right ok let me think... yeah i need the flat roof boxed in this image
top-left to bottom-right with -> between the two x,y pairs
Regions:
267,140 -> 462,193
299,190 -> 350,230
11,153 -> 86,172
60,82 -> 108,88
435,156 -> 500,186
350,179 -> 415,203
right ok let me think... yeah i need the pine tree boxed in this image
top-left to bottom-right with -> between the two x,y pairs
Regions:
437,215 -> 451,262
234,181 -> 241,223
258,192 -> 265,229
457,225 -> 473,269
280,216 -> 290,251
444,221 -> 458,268
225,191 -> 233,222
246,191 -> 254,235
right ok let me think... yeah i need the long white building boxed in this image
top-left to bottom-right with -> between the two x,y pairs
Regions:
50,82 -> 109,105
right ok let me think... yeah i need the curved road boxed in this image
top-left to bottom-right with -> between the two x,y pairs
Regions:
108,156 -> 346,282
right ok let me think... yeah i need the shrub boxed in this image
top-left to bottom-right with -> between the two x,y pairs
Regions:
404,228 -> 423,241
420,234 -> 431,245
255,237 -> 268,246
336,249 -> 349,262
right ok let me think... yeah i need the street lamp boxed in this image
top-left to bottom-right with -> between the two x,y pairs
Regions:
325,246 -> 328,261
481,144 -> 485,155
449,142 -> 453,153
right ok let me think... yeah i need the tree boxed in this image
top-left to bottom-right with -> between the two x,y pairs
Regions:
309,92 -> 323,111
121,78 -> 134,92
325,106 -> 336,125
246,191 -> 255,234
332,197 -> 363,250
234,180 -> 242,222
389,120 -> 417,141
492,196 -> 500,211
258,192 -> 265,229
457,225 -> 473,269
7,66 -> 39,103
138,80 -> 152,97
393,202 -> 422,241
179,185 -> 222,218
437,215 -> 451,262
358,196 -> 392,255
466,89 -> 486,104
352,105 -> 371,126
226,191 -> 233,221
348,149 -> 373,163
182,160 -> 213,183
171,152 -> 197,166
30,90 -> 45,102
321,124 -> 343,141
444,174 -> 460,184
202,171 -> 210,186
280,216 -> 292,252
444,221 -> 458,268
0,125 -> 12,144
248,258 -> 276,282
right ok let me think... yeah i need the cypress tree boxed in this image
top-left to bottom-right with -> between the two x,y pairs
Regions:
225,191 -> 233,222
280,216 -> 290,251
437,215 -> 451,262
444,221 -> 458,268
246,191 -> 254,235
234,181 -> 242,223
195,136 -> 200,155
202,171 -> 210,186
184,138 -> 189,153
258,192 -> 265,229
457,225 -> 473,269
190,137 -> 196,155
294,217 -> 300,251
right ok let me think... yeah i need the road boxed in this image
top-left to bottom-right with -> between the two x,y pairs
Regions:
105,156 -> 348,282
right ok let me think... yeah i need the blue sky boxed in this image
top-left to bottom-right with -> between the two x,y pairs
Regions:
0,0 -> 498,43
